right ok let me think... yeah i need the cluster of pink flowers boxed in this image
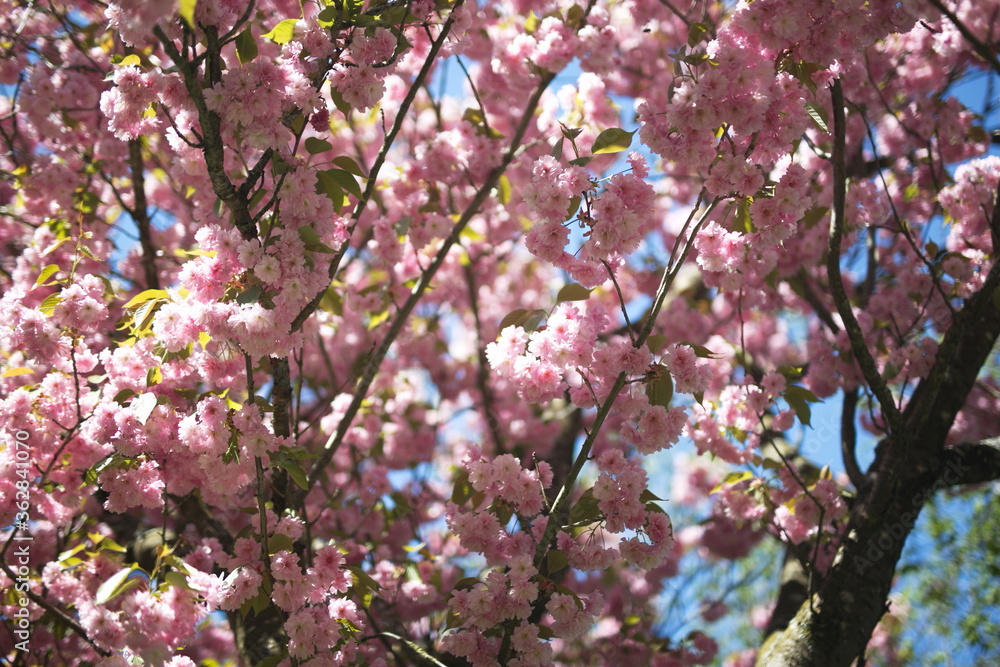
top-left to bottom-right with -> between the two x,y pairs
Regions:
329,27 -> 399,112
466,450 -> 553,517
485,302 -> 606,404
100,65 -> 161,140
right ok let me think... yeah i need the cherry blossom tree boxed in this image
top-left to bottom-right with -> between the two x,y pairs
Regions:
0,0 -> 998,665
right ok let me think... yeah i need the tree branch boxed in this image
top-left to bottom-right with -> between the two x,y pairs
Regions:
305,40 -> 557,495
840,388 -> 865,489
128,139 -> 159,290
925,0 -> 1000,75
939,437 -> 1000,486
153,26 -> 257,241
827,79 -> 903,433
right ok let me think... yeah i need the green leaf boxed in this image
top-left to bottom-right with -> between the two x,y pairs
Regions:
639,489 -> 664,502
776,364 -> 807,381
0,367 -> 34,378
34,264 -> 61,288
451,577 -> 480,594
566,194 -> 582,219
451,471 -> 473,506
315,173 -> 345,210
784,384 -> 820,427
118,54 -> 142,68
799,206 -> 828,228
591,128 -> 635,155
462,107 -> 487,125
710,470 -> 753,494
565,3 -> 585,29
524,10 -> 539,33
556,283 -> 592,303
317,6 -> 340,25
496,308 -> 546,333
262,18 -> 298,45
236,284 -> 261,304
235,27 -> 257,63
178,0 -> 197,27
546,548 -> 568,574
275,456 -> 308,490
329,168 -> 362,199
163,570 -> 191,591
497,174 -> 511,205
805,101 -> 829,134
348,565 -> 384,592
646,334 -> 668,354
678,341 -> 719,358
267,533 -> 295,554
569,487 -> 602,525
321,286 -> 343,316
124,289 -> 169,310
329,86 -> 352,116
645,365 -> 673,408
304,137 -> 333,155
332,155 -> 365,177
96,566 -> 139,605
297,226 -> 338,254
687,22 -> 709,47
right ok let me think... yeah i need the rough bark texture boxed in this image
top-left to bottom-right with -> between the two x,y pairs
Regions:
756,79 -> 1000,667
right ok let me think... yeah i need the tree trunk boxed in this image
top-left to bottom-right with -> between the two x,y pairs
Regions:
758,258 -> 1000,665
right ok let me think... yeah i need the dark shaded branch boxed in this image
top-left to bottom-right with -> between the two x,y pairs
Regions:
0,557 -> 111,657
901,256 -> 1000,451
796,269 -> 840,334
926,0 -> 1000,75
128,139 -> 159,290
289,1 -> 466,334
840,388 -> 865,489
153,26 -> 257,241
305,7 -> 550,495
939,437 -> 1000,486
826,79 -> 903,433
763,547 -> 810,640
464,262 -> 504,453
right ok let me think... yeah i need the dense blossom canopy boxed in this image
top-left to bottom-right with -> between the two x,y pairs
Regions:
1,0 -> 998,665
